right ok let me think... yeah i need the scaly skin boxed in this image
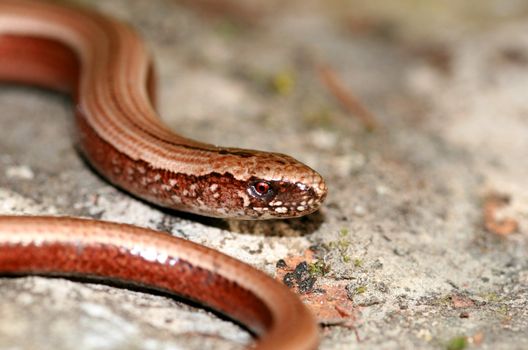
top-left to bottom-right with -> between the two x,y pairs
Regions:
0,1 -> 326,349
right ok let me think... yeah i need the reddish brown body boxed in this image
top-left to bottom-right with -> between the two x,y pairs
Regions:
0,217 -> 318,349
0,1 -> 324,348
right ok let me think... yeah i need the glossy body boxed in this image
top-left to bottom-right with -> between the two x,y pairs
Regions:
0,1 -> 324,349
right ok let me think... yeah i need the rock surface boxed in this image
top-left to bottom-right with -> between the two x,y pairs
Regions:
1,0 -> 527,349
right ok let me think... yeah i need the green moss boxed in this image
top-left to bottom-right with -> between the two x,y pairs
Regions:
338,238 -> 350,250
316,228 -> 358,268
445,336 -> 467,350
436,294 -> 452,306
497,304 -> 509,315
355,286 -> 367,294
326,229 -> 354,264
271,71 -> 295,95
308,259 -> 330,276
480,291 -> 501,302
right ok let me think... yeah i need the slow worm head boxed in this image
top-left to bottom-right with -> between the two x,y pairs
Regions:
0,0 -> 327,220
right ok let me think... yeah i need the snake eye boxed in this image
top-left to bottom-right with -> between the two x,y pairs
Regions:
249,181 -> 274,199
254,182 -> 270,194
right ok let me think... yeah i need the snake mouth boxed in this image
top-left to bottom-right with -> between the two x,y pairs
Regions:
242,176 -> 327,220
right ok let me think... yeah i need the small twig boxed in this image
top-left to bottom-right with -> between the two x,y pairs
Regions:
317,63 -> 378,131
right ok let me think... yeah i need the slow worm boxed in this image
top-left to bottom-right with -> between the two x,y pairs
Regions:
0,1 -> 327,349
